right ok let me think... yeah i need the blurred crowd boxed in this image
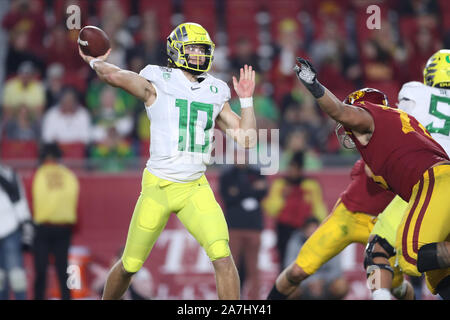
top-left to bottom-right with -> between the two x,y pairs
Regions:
0,0 -> 449,171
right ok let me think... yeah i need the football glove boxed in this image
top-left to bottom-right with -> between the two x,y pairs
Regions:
294,57 -> 325,99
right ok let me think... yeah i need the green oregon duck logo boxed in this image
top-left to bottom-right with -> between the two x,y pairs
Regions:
210,85 -> 218,93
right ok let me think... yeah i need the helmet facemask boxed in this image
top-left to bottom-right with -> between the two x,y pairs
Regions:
335,123 -> 356,149
167,23 -> 215,75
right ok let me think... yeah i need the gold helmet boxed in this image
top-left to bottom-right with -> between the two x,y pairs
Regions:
423,49 -> 450,88
167,22 -> 215,74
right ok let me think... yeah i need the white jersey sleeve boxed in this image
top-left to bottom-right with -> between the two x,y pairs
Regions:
398,81 -> 450,155
138,65 -> 231,182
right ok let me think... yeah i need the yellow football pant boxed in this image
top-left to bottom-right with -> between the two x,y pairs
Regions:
370,196 -> 409,289
294,200 -> 404,288
121,169 -> 230,273
395,165 -> 450,294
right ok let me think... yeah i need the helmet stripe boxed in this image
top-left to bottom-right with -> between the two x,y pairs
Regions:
175,27 -> 182,41
181,25 -> 188,40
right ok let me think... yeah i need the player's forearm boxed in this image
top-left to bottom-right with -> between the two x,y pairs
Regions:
91,60 -> 122,86
237,107 -> 257,148
316,88 -> 346,122
91,61 -> 153,102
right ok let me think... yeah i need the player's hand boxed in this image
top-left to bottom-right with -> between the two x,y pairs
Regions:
294,57 -> 318,84
78,46 -> 111,65
232,64 -> 255,98
293,57 -> 325,99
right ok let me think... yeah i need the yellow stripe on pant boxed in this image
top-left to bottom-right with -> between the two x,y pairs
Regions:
122,169 -> 230,273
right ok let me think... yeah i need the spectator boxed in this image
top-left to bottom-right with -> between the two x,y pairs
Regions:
229,37 -> 260,75
41,87 -> 92,144
262,152 -> 327,270
2,0 -> 46,56
2,61 -> 46,122
44,24 -> 85,75
284,217 -> 349,300
404,25 -> 441,82
398,0 -> 440,19
89,85 -> 135,142
280,130 -> 323,171
4,28 -> 45,78
2,105 -> 40,141
89,126 -> 135,172
309,18 -> 344,69
219,162 -> 268,300
126,12 -> 167,73
360,20 -> 407,84
99,0 -> 134,70
279,81 -> 330,153
45,63 -> 66,112
270,18 -> 310,102
32,143 -> 80,300
0,163 -> 33,300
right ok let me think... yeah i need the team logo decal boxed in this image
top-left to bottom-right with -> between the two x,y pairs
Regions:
347,90 -> 364,104
210,85 -> 218,93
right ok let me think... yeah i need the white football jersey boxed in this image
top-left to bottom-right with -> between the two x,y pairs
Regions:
139,65 -> 230,182
398,81 -> 450,154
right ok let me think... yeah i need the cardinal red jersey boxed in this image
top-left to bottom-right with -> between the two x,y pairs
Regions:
346,102 -> 449,201
340,159 -> 395,216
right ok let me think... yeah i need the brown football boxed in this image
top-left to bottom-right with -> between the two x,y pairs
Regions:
78,26 -> 110,57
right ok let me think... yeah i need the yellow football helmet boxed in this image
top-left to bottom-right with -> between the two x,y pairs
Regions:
423,49 -> 450,88
167,22 -> 215,74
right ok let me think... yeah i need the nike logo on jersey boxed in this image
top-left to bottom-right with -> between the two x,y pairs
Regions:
191,86 -> 201,90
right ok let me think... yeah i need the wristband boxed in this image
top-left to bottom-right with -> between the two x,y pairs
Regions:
239,97 -> 253,109
89,58 -> 102,70
306,80 -> 325,99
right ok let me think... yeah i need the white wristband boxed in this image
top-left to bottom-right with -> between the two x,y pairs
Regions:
239,97 -> 253,109
89,58 -> 102,70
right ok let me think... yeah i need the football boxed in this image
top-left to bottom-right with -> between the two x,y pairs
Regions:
77,26 -> 110,57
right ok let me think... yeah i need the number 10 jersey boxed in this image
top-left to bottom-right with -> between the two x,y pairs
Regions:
139,65 -> 231,182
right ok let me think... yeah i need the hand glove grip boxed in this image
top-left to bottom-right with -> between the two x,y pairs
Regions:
294,57 -> 325,99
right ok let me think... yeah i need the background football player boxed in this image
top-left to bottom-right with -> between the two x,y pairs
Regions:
291,55 -> 450,300
78,22 -> 257,300
364,49 -> 450,299
267,89 -> 414,301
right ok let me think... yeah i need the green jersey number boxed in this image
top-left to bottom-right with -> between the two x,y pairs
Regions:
426,94 -> 450,136
175,99 -> 213,153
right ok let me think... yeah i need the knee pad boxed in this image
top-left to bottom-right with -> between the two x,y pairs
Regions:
364,235 -> 395,277
121,257 -> 142,274
206,240 -> 230,261
417,243 -> 440,273
0,269 -> 5,290
9,268 -> 27,292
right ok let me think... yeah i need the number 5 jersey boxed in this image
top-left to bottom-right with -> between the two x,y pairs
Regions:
398,81 -> 450,154
139,65 -> 231,182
